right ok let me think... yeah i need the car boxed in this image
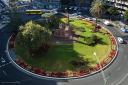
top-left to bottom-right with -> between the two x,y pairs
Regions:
122,36 -> 128,44
74,7 -> 78,11
121,27 -> 128,33
117,37 -> 124,44
1,21 -> 10,24
77,12 -> 82,15
85,17 -> 92,21
103,20 -> 111,26
69,7 -> 72,10
72,13 -> 77,16
32,6 -> 37,9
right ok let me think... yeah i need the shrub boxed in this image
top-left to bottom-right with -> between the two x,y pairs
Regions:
86,34 -> 98,45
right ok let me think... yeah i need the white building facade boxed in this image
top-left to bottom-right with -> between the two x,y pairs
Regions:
106,0 -> 128,14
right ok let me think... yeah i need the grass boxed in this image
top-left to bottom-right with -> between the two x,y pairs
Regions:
15,42 -> 111,72
15,18 -> 112,72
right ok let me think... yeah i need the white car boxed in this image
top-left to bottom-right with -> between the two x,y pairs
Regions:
117,37 -> 124,44
72,13 -> 77,16
103,20 -> 111,26
74,7 -> 78,11
1,21 -> 10,24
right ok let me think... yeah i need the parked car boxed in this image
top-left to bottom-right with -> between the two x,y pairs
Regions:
77,12 -> 82,15
74,7 -> 77,10
1,20 -> 10,24
121,27 -> 128,33
117,37 -> 124,44
72,13 -> 77,16
103,20 -> 111,26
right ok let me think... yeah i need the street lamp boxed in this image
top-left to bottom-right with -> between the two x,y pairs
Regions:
93,52 -> 107,85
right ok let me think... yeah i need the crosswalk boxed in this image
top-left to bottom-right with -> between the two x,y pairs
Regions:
1,57 -> 5,63
0,62 -> 11,68
0,57 -> 6,66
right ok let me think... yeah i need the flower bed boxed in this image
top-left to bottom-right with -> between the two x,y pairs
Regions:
8,20 -> 118,78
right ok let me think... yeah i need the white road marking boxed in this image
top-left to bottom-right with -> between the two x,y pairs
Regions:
0,62 -> 11,68
0,81 -> 21,84
3,70 -> 7,76
1,57 -> 6,63
116,73 -> 128,85
57,81 -> 70,85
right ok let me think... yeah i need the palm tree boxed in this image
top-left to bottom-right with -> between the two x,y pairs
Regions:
90,0 -> 105,23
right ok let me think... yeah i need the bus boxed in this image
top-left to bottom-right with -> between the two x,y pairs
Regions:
25,10 -> 43,15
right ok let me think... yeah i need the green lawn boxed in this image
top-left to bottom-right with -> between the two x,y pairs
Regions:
15,42 -> 111,72
15,18 -> 112,72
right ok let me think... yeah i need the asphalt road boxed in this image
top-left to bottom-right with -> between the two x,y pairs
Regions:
0,18 -> 128,85
0,1 -> 128,84
0,24 -> 58,85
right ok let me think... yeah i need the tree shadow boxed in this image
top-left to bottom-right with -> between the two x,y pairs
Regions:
85,38 -> 108,47
21,36 -> 91,72
97,38 -> 108,45
73,39 -> 86,45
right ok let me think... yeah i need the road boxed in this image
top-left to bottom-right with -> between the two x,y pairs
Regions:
0,1 -> 128,85
0,18 -> 128,85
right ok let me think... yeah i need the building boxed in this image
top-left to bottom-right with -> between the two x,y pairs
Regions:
106,0 -> 128,14
32,0 -> 61,9
61,0 -> 93,8
60,0 -> 93,14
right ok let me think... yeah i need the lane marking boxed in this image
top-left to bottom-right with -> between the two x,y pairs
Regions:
1,57 -> 6,63
2,70 -> 7,76
116,73 -> 128,85
0,62 -> 11,68
0,81 -> 21,84
57,82 -> 70,85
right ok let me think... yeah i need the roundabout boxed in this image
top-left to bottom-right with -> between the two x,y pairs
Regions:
1,15 -> 128,85
1,0 -> 128,85
7,17 -> 118,79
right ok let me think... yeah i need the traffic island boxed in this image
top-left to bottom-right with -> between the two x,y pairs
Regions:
7,18 -> 118,79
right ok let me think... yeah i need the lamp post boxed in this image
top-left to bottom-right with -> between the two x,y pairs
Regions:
93,52 -> 107,85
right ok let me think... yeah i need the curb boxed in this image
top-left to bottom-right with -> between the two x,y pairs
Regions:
6,26 -> 119,80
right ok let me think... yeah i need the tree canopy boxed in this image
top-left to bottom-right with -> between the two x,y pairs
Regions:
107,7 -> 119,19
124,10 -> 128,21
90,0 -> 105,18
15,21 -> 52,52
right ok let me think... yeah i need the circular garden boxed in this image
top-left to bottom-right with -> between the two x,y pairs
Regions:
8,17 -> 117,78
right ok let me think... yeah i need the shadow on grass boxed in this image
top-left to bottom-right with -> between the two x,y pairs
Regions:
73,37 -> 108,47
15,37 -> 90,72
97,38 -> 108,45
